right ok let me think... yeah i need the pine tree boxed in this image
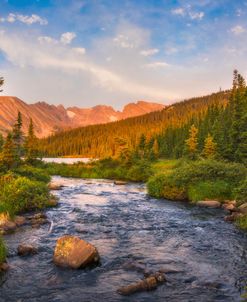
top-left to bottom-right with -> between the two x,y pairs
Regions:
12,111 -> 23,157
0,134 -> 4,152
202,133 -> 217,158
138,134 -> 146,158
185,124 -> 198,159
0,133 -> 17,169
24,119 -> 38,163
152,139 -> 159,158
0,77 -> 3,92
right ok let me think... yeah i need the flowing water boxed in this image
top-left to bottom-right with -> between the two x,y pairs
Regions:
0,176 -> 247,302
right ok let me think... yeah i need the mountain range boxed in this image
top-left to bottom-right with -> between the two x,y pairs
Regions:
0,96 -> 165,137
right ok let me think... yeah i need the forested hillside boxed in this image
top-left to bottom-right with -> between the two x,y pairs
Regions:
39,90 -> 230,158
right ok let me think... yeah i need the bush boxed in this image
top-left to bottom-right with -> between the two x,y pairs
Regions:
234,178 -> 247,205
0,176 -> 50,215
236,215 -> 247,231
0,237 -> 6,264
188,180 -> 233,202
148,173 -> 187,200
14,165 -> 51,183
127,161 -> 153,182
147,159 -> 246,202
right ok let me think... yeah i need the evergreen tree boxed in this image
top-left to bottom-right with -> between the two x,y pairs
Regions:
24,119 -> 38,163
185,124 -> 198,159
0,134 -> 4,152
138,134 -> 146,158
152,139 -> 159,158
0,77 -> 3,92
0,133 -> 17,169
202,133 -> 217,158
12,111 -> 23,157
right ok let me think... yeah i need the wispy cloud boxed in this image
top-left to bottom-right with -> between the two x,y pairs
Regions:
171,7 -> 204,20
0,13 -> 48,25
230,25 -> 245,35
140,48 -> 159,56
60,32 -> 76,45
145,61 -> 169,68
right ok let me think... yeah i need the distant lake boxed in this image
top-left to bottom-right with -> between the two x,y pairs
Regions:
42,158 -> 91,164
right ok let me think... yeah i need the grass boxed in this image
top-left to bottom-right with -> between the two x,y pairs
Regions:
0,236 -> 6,264
236,215 -> 247,231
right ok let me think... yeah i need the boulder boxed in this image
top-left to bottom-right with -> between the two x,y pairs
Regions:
0,262 -> 9,272
17,244 -> 38,256
48,183 -> 63,190
114,181 -> 127,185
0,221 -> 17,235
197,200 -> 221,208
53,235 -> 99,269
224,212 -> 243,222
238,203 -> 247,215
14,216 -> 26,227
222,203 -> 236,211
47,198 -> 58,207
117,272 -> 166,296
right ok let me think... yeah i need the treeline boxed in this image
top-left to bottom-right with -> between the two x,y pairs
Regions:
39,90 -> 230,158
156,70 -> 247,164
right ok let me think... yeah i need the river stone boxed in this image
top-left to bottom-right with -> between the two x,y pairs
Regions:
53,235 -> 99,269
0,262 -> 9,272
14,216 -> 26,226
197,200 -> 221,208
0,220 -> 17,235
238,203 -> 247,215
114,180 -> 127,185
17,244 -> 38,256
48,183 -> 63,190
222,203 -> 236,211
224,212 -> 243,222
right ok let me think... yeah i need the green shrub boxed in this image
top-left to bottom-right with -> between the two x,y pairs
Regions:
188,180 -> 233,202
127,161 -> 153,182
148,173 -> 187,200
236,215 -> 247,231
0,176 -> 50,215
148,159 -> 246,202
14,165 -> 51,183
234,178 -> 247,205
0,237 -> 6,264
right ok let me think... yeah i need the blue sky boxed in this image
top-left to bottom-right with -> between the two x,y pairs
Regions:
0,0 -> 247,108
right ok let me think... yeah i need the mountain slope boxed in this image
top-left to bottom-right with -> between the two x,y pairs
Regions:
0,97 -> 165,137
39,90 -> 230,157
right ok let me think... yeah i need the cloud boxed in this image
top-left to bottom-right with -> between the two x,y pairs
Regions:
38,33 -> 78,46
231,25 -> 245,35
172,8 -> 185,16
0,30 -> 176,103
171,7 -> 204,20
189,12 -> 204,20
60,32 -> 76,45
145,61 -> 169,68
0,13 -> 48,25
140,48 -> 159,56
73,47 -> 86,55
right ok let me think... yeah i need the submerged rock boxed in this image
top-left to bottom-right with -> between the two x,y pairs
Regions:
197,200 -> 221,208
17,244 -> 38,256
117,272 -> 166,296
224,212 -> 243,222
53,235 -> 99,269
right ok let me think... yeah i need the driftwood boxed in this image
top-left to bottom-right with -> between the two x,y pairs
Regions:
117,272 -> 166,296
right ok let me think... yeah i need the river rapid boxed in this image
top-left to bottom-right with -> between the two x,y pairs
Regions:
0,176 -> 247,302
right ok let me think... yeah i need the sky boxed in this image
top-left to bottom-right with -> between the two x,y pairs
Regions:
0,0 -> 247,109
